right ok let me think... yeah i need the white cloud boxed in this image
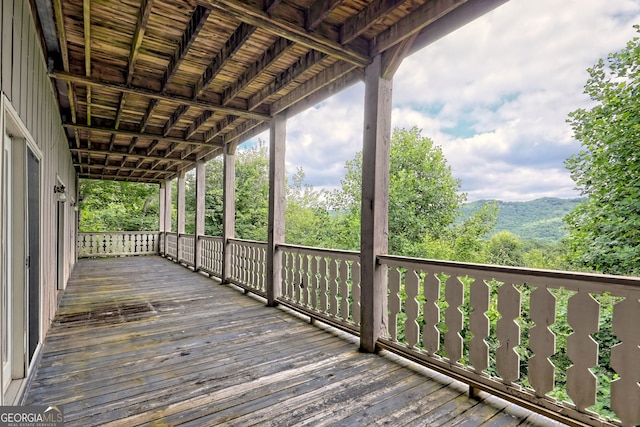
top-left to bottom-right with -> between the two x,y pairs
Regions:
256,0 -> 640,201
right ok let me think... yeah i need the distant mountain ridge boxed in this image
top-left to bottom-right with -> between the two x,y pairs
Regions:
458,197 -> 584,243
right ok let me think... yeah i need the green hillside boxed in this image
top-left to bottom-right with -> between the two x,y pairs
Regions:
458,197 -> 584,243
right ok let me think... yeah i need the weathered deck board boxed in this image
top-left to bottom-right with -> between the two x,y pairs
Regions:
24,257 -> 563,426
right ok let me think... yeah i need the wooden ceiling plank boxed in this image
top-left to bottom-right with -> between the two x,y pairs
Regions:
194,22 -> 257,99
340,0 -> 406,44
248,50 -> 325,111
306,0 -> 343,31
374,0 -> 467,55
203,0 -> 370,67
51,71 -> 270,120
222,37 -> 294,106
63,122 -> 224,148
162,5 -> 211,90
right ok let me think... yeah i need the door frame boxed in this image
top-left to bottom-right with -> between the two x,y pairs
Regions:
1,95 -> 44,404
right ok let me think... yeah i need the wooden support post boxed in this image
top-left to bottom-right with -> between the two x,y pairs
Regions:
159,181 -> 166,255
359,54 -> 392,353
164,179 -> 172,255
266,114 -> 286,307
222,144 -> 236,283
177,170 -> 186,261
194,160 -> 205,271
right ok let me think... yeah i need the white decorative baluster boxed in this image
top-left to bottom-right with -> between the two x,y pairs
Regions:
610,297 -> 640,426
339,260 -> 350,320
423,273 -> 440,354
404,269 -> 420,348
388,267 -> 401,342
469,278 -> 489,373
566,290 -> 599,412
351,261 -> 361,326
328,258 -> 338,316
444,276 -> 464,363
496,282 -> 521,383
294,253 -> 302,302
529,286 -> 556,397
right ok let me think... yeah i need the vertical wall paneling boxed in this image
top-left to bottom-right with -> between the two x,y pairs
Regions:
20,0 -> 28,120
11,0 -> 21,103
2,0 -> 13,98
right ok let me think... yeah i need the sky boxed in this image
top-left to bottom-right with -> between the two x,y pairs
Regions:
244,0 -> 640,202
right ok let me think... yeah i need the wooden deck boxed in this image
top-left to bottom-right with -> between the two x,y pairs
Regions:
23,257 -> 562,426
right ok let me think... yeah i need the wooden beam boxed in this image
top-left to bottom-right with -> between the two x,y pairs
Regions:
73,163 -> 176,175
146,140 -> 160,156
180,144 -> 198,159
306,0 -> 343,31
127,136 -> 139,153
77,173 -> 164,183
264,0 -> 283,13
52,0 -> 69,71
203,116 -> 234,143
162,5 -> 211,90
69,147 -> 193,164
340,0 -> 405,44
193,23 -> 256,98
63,122 -> 224,148
270,60 -> 358,114
140,99 -> 159,133
185,110 -> 213,139
127,0 -> 154,84
163,105 -> 189,137
222,37 -> 294,106
381,33 -> 417,80
408,0 -> 508,57
248,50 -> 326,111
202,0 -> 370,67
83,0 -> 92,125
374,0 -> 468,55
51,71 -> 271,120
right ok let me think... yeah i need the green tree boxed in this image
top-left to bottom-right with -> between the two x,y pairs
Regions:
486,231 -> 525,266
564,26 -> 640,275
78,180 -> 159,231
330,126 -> 465,254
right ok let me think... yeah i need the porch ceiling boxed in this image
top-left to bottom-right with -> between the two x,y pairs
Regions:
32,0 -> 506,184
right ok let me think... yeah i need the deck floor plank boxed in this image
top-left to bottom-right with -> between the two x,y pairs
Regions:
24,257 -> 563,426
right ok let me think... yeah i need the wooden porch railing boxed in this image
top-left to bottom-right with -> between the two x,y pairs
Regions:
85,231 -> 640,426
77,232 -> 160,258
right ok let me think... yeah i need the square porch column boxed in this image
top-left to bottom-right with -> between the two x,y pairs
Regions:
177,170 -> 186,261
194,160 -> 206,271
163,179 -> 172,255
360,54 -> 392,353
266,113 -> 286,306
222,144 -> 236,282
159,181 -> 166,255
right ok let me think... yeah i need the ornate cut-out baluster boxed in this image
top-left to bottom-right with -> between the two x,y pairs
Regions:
388,267 -> 401,342
351,261 -> 361,326
496,282 -> 521,383
566,290 -> 599,411
293,252 -> 302,303
319,258 -> 328,314
339,260 -> 350,320
444,276 -> 464,363
310,256 -> 319,310
528,286 -> 556,397
301,255 -> 310,307
285,252 -> 293,298
423,273 -> 440,354
328,258 -> 339,316
404,269 -> 420,348
469,278 -> 489,373
610,296 -> 640,426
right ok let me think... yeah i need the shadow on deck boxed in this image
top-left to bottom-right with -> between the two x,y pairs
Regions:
24,256 -> 562,426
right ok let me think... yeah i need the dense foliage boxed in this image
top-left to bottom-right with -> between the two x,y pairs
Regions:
78,180 -> 159,231
564,26 -> 640,275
